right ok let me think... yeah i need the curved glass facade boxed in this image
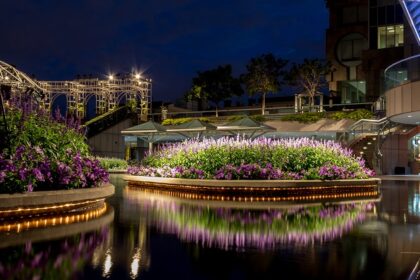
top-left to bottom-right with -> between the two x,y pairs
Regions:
384,54 -> 420,90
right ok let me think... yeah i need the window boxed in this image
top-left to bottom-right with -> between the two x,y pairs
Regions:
341,5 -> 368,24
338,81 -> 366,104
378,24 -> 404,49
336,33 -> 368,64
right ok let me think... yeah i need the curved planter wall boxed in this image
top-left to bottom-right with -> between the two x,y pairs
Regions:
124,175 -> 381,202
385,80 -> 420,122
0,183 -> 115,217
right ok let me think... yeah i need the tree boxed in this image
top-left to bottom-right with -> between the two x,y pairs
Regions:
240,53 -> 288,115
286,59 -> 331,111
184,65 -> 243,116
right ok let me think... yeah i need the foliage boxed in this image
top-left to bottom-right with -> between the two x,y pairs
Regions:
0,93 -> 109,193
4,109 -> 90,161
281,112 -> 326,123
329,109 -> 373,121
241,53 -> 288,115
128,137 -> 375,180
97,157 -> 128,170
286,59 -> 331,108
226,115 -> 266,122
184,65 -> 243,110
281,109 -> 373,123
0,145 -> 109,193
161,117 -> 210,126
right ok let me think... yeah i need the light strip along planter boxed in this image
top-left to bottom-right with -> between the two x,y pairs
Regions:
0,183 -> 115,218
124,176 -> 381,202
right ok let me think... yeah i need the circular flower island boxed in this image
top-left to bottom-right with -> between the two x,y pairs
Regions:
125,137 -> 380,201
0,95 -> 113,218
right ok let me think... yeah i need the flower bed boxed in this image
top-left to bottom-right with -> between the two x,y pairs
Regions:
128,137 -> 375,181
0,93 -> 109,194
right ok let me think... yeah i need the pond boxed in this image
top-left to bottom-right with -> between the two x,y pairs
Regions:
0,175 -> 419,279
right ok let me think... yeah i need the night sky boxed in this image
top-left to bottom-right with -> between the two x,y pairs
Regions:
0,0 -> 328,102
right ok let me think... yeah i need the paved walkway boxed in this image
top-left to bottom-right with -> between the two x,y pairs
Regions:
379,175 -> 420,181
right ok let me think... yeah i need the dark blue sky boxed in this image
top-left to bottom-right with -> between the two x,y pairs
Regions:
0,0 -> 328,101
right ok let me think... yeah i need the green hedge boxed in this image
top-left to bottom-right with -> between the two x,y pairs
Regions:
161,117 -> 210,126
281,109 -> 373,124
97,157 -> 128,170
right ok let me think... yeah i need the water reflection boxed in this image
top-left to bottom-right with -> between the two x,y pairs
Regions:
0,203 -> 113,280
0,227 -> 110,280
123,187 -> 375,250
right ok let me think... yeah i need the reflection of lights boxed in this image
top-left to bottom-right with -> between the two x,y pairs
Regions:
0,203 -> 107,233
125,186 -> 379,202
130,248 -> 141,279
103,249 -> 112,277
0,199 -> 105,217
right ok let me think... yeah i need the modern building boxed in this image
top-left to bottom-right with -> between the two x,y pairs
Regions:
325,0 -> 420,104
326,0 -> 420,174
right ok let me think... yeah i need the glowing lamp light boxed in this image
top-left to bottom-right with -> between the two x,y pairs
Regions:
108,75 -> 114,81
135,74 -> 141,79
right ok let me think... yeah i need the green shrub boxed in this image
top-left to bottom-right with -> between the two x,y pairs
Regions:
226,115 -> 266,122
161,117 -> 210,126
281,109 -> 374,123
97,157 -> 128,170
281,112 -> 325,123
4,110 -> 89,160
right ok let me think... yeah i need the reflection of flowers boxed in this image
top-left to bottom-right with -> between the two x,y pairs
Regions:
137,196 -> 371,250
0,227 -> 109,280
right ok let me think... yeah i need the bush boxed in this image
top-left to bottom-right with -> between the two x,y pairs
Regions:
281,109 -> 374,123
97,157 -> 128,170
0,146 -> 108,193
129,137 -> 374,180
226,115 -> 266,122
0,95 -> 109,193
161,117 -> 210,126
281,112 -> 325,123
4,109 -> 89,160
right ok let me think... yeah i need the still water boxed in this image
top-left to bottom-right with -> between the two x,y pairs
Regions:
1,175 -> 420,279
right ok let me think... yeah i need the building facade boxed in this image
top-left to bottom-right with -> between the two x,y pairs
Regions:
326,0 -> 420,103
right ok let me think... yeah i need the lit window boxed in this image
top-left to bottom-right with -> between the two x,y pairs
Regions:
378,24 -> 404,49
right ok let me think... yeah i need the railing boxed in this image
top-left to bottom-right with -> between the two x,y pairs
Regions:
85,106 -> 133,138
384,54 -> 420,91
150,102 -> 374,121
339,117 -> 389,145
